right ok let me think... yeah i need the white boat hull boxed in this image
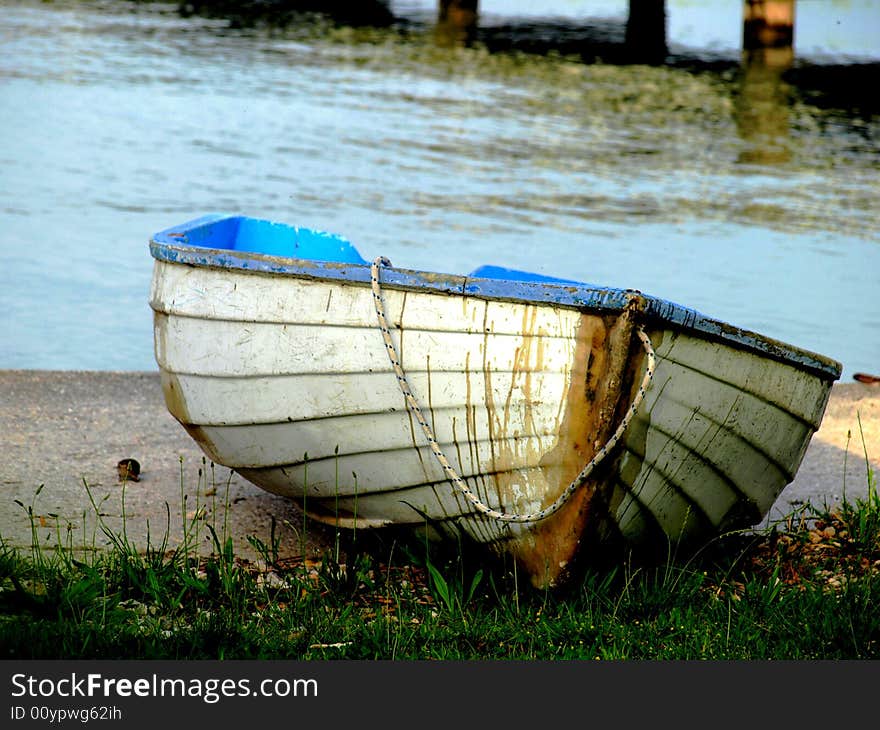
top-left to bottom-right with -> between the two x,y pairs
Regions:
151,250 -> 835,588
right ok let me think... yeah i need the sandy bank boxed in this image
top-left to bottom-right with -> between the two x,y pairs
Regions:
1,370 -> 877,560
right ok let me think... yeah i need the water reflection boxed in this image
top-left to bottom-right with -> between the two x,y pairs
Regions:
389,2 -> 800,168
735,49 -> 795,165
399,2 -> 873,170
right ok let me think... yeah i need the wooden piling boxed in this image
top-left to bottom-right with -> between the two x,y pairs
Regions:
625,0 -> 667,64
436,0 -> 478,45
439,0 -> 477,25
743,0 -> 796,50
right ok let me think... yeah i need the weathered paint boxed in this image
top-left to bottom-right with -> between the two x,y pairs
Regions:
503,309 -> 638,586
149,214 -> 842,589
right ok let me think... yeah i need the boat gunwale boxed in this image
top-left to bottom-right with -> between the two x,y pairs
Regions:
149,215 -> 843,382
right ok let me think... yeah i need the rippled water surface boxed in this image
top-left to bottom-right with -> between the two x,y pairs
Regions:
1,0 -> 878,379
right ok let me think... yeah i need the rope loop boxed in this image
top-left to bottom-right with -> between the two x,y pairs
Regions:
370,257 -> 655,524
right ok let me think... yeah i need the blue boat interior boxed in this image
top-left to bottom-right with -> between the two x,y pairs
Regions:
467,265 -> 589,286
155,214 -> 584,285
163,215 -> 369,265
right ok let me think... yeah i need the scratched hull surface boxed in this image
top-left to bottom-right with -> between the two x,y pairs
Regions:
149,214 -> 842,587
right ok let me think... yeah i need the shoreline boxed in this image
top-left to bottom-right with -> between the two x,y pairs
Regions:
1,369 -> 878,560
0,370 -> 341,562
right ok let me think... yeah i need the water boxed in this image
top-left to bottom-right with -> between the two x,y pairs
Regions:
1,0 -> 878,380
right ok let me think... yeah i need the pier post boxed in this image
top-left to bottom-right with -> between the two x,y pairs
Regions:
625,0 -> 667,64
743,0 -> 796,51
436,0 -> 478,44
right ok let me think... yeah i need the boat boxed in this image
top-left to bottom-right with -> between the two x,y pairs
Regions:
149,214 -> 842,588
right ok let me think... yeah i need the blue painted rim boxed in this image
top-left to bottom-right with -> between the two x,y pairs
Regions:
150,214 -> 842,381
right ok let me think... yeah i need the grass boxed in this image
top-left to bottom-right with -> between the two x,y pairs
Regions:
1,447 -> 878,660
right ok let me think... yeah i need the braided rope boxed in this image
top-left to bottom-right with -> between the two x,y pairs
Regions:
370,257 -> 656,524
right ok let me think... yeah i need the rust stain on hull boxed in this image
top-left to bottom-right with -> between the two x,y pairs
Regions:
488,308 -> 640,588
